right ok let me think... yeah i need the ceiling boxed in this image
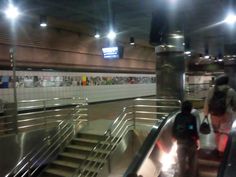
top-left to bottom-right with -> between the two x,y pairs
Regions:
1,0 -> 236,56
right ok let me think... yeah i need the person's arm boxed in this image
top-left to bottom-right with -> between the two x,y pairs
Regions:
231,88 -> 236,112
192,115 -> 199,140
203,87 -> 214,117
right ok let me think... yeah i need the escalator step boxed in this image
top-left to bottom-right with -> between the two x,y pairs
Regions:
198,159 -> 220,167
198,170 -> 218,177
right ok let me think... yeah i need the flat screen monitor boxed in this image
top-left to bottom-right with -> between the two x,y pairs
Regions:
102,46 -> 123,59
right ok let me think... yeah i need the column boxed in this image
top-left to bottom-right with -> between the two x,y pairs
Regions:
155,36 -> 185,101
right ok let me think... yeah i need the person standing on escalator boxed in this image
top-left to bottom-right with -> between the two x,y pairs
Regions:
172,100 -> 199,177
204,74 -> 236,157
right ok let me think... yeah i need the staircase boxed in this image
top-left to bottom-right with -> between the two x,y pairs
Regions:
40,133 -> 118,177
198,149 -> 222,177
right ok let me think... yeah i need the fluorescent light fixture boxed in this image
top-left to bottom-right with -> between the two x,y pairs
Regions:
130,37 -> 135,45
224,13 -> 236,24
107,31 -> 116,40
184,51 -> 191,55
4,4 -> 20,20
171,34 -> 183,39
40,23 -> 47,27
40,16 -> 47,27
94,33 -> 100,39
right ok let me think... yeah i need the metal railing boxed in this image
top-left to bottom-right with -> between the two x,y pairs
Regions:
73,98 -> 181,177
17,97 -> 86,112
5,97 -> 88,177
185,83 -> 211,99
0,97 -> 88,134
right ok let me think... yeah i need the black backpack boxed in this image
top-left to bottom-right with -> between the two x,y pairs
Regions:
173,114 -> 194,140
208,87 -> 228,116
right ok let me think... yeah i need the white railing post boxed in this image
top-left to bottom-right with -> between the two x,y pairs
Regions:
133,102 -> 136,130
107,129 -> 112,173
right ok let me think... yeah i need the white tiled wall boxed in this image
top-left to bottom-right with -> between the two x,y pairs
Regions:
82,84 -> 156,102
0,84 -> 156,103
0,70 -> 156,103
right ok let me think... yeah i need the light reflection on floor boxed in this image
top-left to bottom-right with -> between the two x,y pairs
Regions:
159,142 -> 178,177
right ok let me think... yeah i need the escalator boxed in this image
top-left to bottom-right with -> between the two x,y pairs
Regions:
124,114 -> 236,177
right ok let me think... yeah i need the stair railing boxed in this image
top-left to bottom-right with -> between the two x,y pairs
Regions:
5,97 -> 88,177
0,97 -> 88,134
73,98 -> 181,177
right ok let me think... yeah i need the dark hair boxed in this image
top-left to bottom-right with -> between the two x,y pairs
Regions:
181,100 -> 192,113
215,74 -> 229,86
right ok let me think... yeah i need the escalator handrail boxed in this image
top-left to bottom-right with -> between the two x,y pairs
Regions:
217,120 -> 236,177
123,111 -> 177,176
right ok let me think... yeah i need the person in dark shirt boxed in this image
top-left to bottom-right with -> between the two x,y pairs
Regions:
172,100 -> 199,177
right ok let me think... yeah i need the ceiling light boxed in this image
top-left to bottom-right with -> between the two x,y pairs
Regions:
169,0 -> 177,3
4,4 -> 20,20
107,31 -> 116,40
40,16 -> 47,27
130,37 -> 135,45
184,51 -> 191,55
94,33 -> 100,39
224,13 -> 236,24
171,34 -> 184,39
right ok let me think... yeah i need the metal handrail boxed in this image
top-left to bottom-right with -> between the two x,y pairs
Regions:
73,98 -> 181,177
17,97 -> 88,111
5,98 -> 88,177
0,97 -> 87,113
0,97 -> 88,134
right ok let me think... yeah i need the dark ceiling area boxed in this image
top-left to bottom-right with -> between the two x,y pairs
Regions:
1,0 -> 236,57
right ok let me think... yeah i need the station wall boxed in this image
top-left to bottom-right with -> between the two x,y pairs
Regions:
0,19 -> 156,73
0,70 -> 156,103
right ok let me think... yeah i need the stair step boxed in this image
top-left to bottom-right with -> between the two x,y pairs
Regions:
71,138 -> 114,149
52,160 -> 78,168
60,152 -> 86,159
77,133 -> 106,141
44,168 -> 73,177
72,138 -> 99,144
51,160 -> 99,174
67,145 -> 110,153
60,152 -> 106,163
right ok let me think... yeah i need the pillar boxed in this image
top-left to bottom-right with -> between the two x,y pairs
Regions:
224,44 -> 236,90
150,0 -> 186,101
155,37 -> 185,101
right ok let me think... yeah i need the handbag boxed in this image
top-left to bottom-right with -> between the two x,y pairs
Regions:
200,116 -> 211,134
